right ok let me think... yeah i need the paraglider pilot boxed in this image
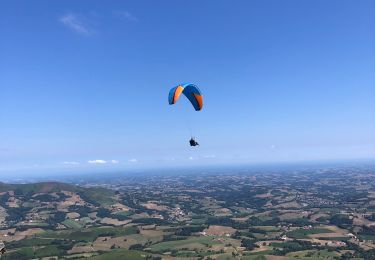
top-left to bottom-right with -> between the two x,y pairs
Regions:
189,138 -> 199,146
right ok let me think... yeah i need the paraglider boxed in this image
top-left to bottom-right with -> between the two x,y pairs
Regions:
189,138 -> 199,146
168,83 -> 203,146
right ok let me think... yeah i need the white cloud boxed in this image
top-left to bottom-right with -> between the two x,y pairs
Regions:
59,13 -> 93,36
128,158 -> 138,163
188,156 -> 194,160
115,11 -> 138,22
203,155 -> 216,159
88,159 -> 107,164
62,161 -> 80,165
111,160 -> 119,164
270,145 -> 277,150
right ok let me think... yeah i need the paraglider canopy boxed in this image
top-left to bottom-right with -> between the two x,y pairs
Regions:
168,83 -> 203,111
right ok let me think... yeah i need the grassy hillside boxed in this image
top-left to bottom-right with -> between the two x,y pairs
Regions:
0,182 -> 115,205
0,182 -> 78,193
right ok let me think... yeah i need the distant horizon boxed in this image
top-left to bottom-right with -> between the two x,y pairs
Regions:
1,158 -> 374,183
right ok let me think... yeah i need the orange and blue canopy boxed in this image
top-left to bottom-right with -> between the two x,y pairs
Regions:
168,83 -> 203,111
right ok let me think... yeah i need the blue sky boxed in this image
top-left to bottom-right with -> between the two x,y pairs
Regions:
1,0 -> 374,174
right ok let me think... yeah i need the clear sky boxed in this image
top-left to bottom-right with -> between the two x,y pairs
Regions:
1,0 -> 374,174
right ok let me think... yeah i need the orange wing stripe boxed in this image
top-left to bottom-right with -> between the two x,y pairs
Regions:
173,86 -> 184,104
193,94 -> 203,110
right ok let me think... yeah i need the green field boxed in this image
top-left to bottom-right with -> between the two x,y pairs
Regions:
2,245 -> 65,259
63,219 -> 83,229
114,211 -> 133,217
191,217 -> 207,224
65,252 -> 99,258
286,249 -> 340,259
40,226 -> 138,242
286,228 -> 333,239
7,238 -> 57,249
88,250 -> 150,260
78,187 -> 115,206
244,250 -> 274,256
254,225 -> 280,231
149,236 -> 217,253
240,255 -> 267,260
359,234 -> 375,240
